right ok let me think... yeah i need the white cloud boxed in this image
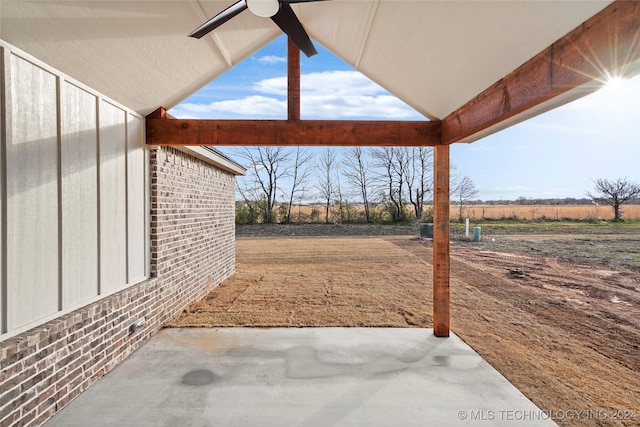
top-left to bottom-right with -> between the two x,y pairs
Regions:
169,113 -> 199,119
303,71 -> 386,96
253,76 -> 287,96
172,95 -> 285,119
301,94 -> 418,119
254,55 -> 286,64
247,70 -> 422,119
172,70 -> 423,119
254,70 -> 387,97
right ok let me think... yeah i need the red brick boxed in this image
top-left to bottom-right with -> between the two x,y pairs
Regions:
0,365 -> 35,393
0,386 -> 19,407
34,405 -> 56,425
0,409 -> 20,427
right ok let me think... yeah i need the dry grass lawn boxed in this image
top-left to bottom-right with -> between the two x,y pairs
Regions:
170,236 -> 640,427
172,237 -> 431,327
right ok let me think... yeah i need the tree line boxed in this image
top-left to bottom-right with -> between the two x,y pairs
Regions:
231,146 -> 640,224
508,178 -> 640,221
232,146 -> 477,225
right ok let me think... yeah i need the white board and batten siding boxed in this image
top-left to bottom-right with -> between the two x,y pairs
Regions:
127,114 -> 147,285
61,81 -> 99,307
98,101 -> 128,293
0,41 -> 150,340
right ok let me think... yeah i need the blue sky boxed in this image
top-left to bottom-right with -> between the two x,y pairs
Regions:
171,35 -> 640,201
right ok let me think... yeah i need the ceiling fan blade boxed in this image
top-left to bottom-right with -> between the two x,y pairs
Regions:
189,0 -> 248,39
270,3 -> 317,57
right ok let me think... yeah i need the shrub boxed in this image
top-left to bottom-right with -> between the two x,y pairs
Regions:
310,208 -> 321,223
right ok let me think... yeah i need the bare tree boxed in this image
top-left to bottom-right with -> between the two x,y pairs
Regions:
587,177 -> 640,221
334,172 -> 348,223
342,147 -> 372,222
392,147 -> 410,220
406,146 -> 433,220
282,147 -> 313,223
371,147 -> 410,223
236,180 -> 263,224
295,186 -> 310,223
371,148 -> 398,222
451,174 -> 478,221
234,146 -> 290,223
316,148 -> 337,224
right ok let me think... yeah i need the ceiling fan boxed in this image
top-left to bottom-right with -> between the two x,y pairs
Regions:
189,0 -> 325,57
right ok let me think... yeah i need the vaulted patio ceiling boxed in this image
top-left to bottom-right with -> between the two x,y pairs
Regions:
2,0 -> 639,338
2,1 -> 637,143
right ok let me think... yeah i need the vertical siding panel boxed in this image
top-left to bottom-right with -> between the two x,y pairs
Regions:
6,54 -> 59,329
61,82 -> 99,307
0,42 -> 149,340
99,101 -> 127,293
0,46 -> 6,333
127,114 -> 146,284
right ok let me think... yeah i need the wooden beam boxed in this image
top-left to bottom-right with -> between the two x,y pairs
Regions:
433,144 -> 450,337
288,39 -> 301,121
442,0 -> 640,144
146,117 -> 441,146
147,106 -> 167,119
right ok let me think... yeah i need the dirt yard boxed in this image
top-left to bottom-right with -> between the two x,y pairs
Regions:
170,229 -> 640,427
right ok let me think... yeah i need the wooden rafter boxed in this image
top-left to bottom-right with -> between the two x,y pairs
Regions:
441,0 -> 640,144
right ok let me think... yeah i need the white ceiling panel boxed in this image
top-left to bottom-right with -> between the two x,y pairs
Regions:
195,0 -> 280,65
299,0 -> 378,67
0,0 -> 278,114
335,0 -> 611,119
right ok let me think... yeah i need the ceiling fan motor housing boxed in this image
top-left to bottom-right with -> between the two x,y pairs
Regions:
247,0 -> 281,17
189,0 -> 320,57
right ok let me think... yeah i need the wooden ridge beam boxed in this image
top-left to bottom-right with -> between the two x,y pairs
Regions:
442,0 -> 640,144
146,115 -> 441,146
288,39 -> 301,121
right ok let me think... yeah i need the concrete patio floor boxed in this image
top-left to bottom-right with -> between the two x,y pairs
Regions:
45,328 -> 557,426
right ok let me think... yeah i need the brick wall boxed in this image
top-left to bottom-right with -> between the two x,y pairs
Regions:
0,147 -> 237,426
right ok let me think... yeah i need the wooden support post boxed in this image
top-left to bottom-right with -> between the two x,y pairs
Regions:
433,144 -> 450,337
288,39 -> 300,121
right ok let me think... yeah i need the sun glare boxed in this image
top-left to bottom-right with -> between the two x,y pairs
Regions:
603,75 -> 625,90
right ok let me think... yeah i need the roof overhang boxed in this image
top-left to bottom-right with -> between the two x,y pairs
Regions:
2,0 -> 631,142
144,1 -> 640,148
175,146 -> 247,175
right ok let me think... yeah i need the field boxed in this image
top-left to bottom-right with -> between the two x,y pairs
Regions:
464,204 -> 640,221
170,224 -> 640,426
287,203 -> 640,222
